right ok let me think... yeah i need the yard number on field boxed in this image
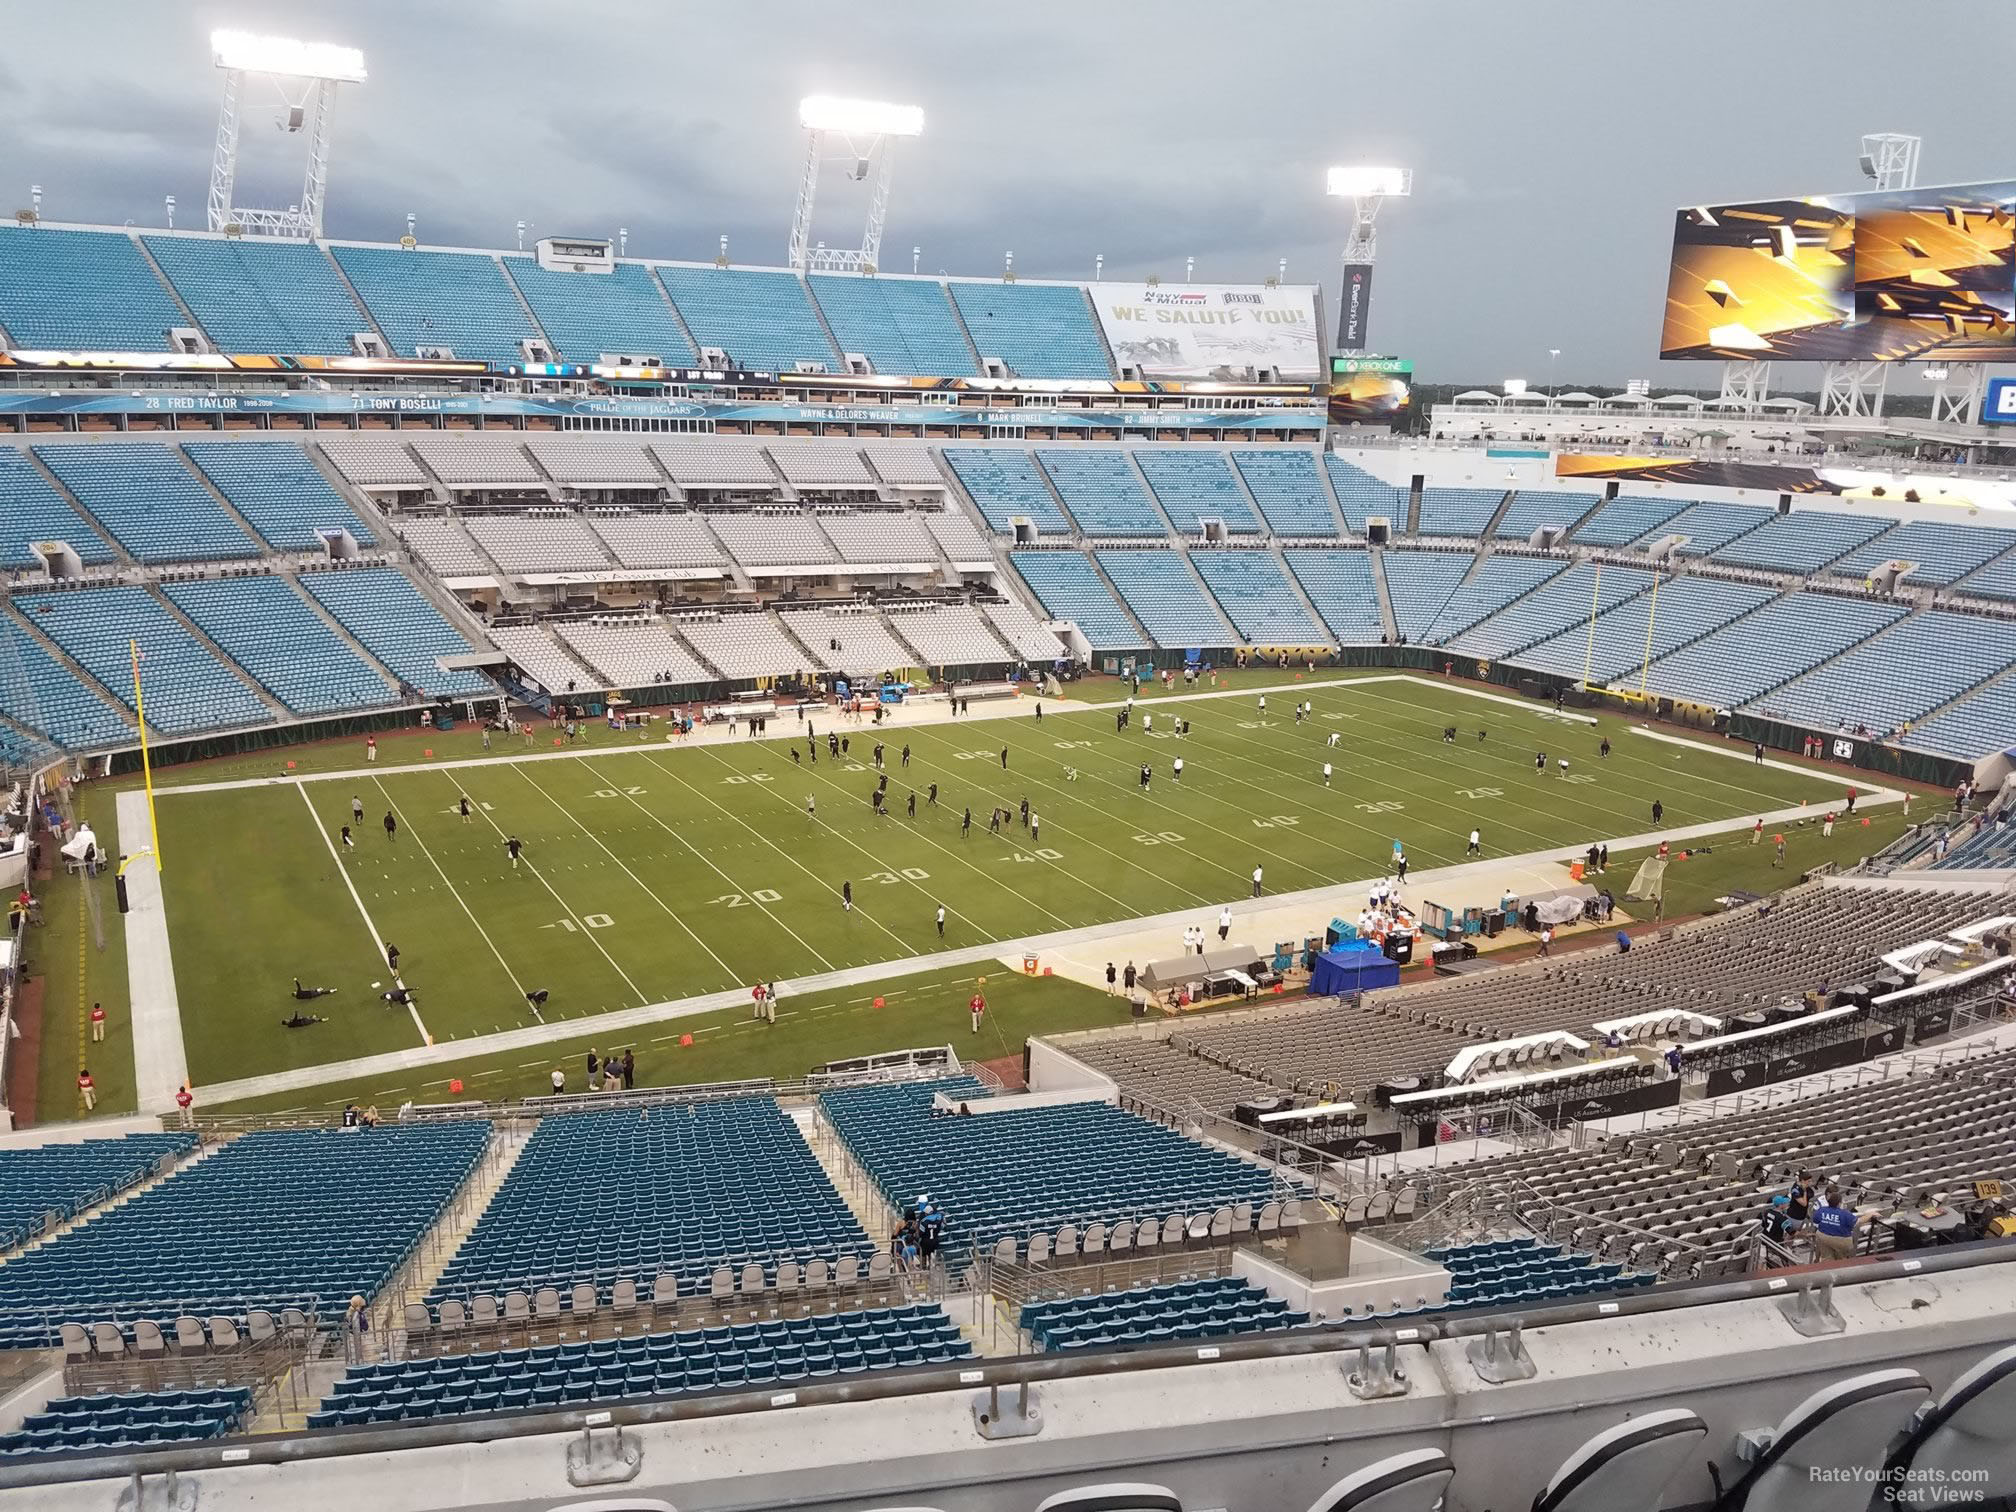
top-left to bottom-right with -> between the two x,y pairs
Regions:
1005,849 -> 1064,863
1354,801 -> 1404,814
710,890 -> 784,908
591,785 -> 648,797
1132,831 -> 1185,846
547,914 -> 616,931
1454,787 -> 1503,800
718,772 -> 776,785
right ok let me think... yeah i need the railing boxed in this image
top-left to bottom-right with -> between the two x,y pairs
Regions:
1121,1090 -> 1337,1206
985,1245 -> 1237,1351
64,1323 -> 314,1419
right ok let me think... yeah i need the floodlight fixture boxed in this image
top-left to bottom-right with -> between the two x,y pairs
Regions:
1327,164 -> 1412,353
211,30 -> 367,85
798,96 -> 924,138
788,94 -> 926,273
1326,165 -> 1411,200
1504,378 -> 1529,396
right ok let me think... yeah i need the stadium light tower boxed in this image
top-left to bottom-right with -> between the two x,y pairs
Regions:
787,95 -> 924,275
1857,133 -> 1921,191
207,29 -> 366,239
1326,165 -> 1411,352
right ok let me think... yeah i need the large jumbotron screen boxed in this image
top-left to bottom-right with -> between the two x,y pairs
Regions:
1660,179 -> 2015,361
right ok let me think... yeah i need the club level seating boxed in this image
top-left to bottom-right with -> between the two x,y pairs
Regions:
708,514 -> 834,569
1899,679 -> 2016,762
1378,550 -> 1473,643
585,514 -> 725,570
1063,1037 -> 1282,1116
809,274 -> 977,376
656,266 -> 837,373
1037,449 -> 1166,537
163,578 -> 394,717
1023,1276 -> 1308,1351
1494,490 -> 1601,541
1639,592 -> 1907,707
778,609 -> 916,676
1,1386 -> 250,1458
819,1078 -> 1277,1256
409,435 -> 546,489
329,245 -> 542,364
650,441 -> 778,491
944,449 -> 1071,534
523,438 -> 665,488
1748,610 -> 2016,734
1324,457 -> 1407,533
312,1304 -> 970,1428
1172,999 -> 1469,1100
1190,550 -> 1327,643
15,588 -> 270,734
35,444 -> 258,564
431,1100 -> 872,1309
0,1135 -> 194,1253
1416,1238 -> 1643,1316
926,509 -> 992,563
816,513 -> 936,565
489,625 -> 598,697
0,617 -> 135,750
1656,501 -> 1772,557
553,620 -> 714,689
1012,551 -> 1145,650
1096,551 -> 1237,648
1510,574 -> 1777,685
0,1123 -> 488,1350
144,234 -> 367,355
1133,450 -> 1261,534
398,518 -> 490,577
1422,554 -> 1567,644
317,436 -> 432,489
771,444 -> 876,490
947,281 -> 1111,380
1233,449 -> 1340,537
1958,548 -> 2016,605
1831,520 -> 2016,587
676,614 -> 812,679
1569,493 -> 1692,548
503,258 -> 697,366
0,447 -> 110,572
882,603 -> 1010,666
1708,509 -> 1894,575
0,226 -> 186,350
1283,549 -> 1384,643
298,568 -> 491,698
1416,487 -> 1504,538
1930,821 -> 2016,870
182,441 -> 379,550
863,444 -> 949,489
463,515 -> 613,574
1450,561 -> 1656,660
984,595 -> 1069,661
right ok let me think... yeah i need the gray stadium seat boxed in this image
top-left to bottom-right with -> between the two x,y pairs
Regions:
1037,1484 -> 1181,1512
1884,1343 -> 2016,1510
1533,1408 -> 1706,1512
1714,1368 -> 1929,1512
1308,1448 -> 1455,1512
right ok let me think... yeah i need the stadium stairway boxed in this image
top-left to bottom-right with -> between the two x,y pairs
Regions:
7,1138 -> 214,1263
1370,549 -> 1401,642
284,569 -> 410,691
1080,551 -> 1159,648
1404,478 -> 1422,535
172,443 -> 296,556
128,234 -> 209,338
1266,540 -> 1337,646
1476,489 -> 1518,541
19,450 -> 132,566
144,584 -> 291,722
0,601 -> 144,737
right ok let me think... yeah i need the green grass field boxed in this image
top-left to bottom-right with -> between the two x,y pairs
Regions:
146,674 -> 1854,1092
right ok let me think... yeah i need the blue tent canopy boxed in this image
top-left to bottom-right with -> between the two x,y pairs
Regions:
1309,943 -> 1400,997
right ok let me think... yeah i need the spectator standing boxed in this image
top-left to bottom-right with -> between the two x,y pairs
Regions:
175,1081 -> 193,1126
1105,962 -> 1118,995
1123,962 -> 1137,993
550,1067 -> 565,1094
586,1049 -> 601,1092
78,1068 -> 97,1112
622,1049 -> 636,1090
1218,905 -> 1232,943
1813,1188 -> 1858,1261
968,991 -> 986,1034
89,1001 -> 106,1042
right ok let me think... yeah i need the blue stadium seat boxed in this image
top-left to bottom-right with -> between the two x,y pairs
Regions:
1830,521 -> 2016,588
182,442 -> 379,550
14,587 -> 272,735
1232,450 -> 1340,537
946,282 -> 1110,379
0,227 -> 186,350
1134,451 -> 1260,534
330,245 -> 541,363
655,266 -> 837,373
0,1386 -> 251,1457
1022,1276 -> 1308,1351
1963,551 -> 2016,605
1096,551 -> 1237,648
1036,450 -> 1165,536
1191,550 -> 1327,643
144,236 -> 368,355
1323,457 -> 1406,534
1450,561 -> 1657,660
809,275 -> 977,376
504,259 -> 697,366
163,578 -> 394,717
1284,549 -> 1384,643
1567,493 -> 1692,548
1422,555 -> 1567,644
35,444 -> 259,564
1900,680 -> 2016,763
1657,501 -> 1772,558
1378,550 -> 1473,643
1640,592 -> 1907,707
0,1124 -> 488,1349
944,450 -> 1071,535
1747,610 -> 2016,735
0,448 -> 111,571
1494,490 -> 1602,541
1930,819 -> 2016,870
1708,510 -> 1894,574
0,617 -> 134,751
1010,552 -> 1145,650
0,1135 -> 194,1252
296,568 -> 489,698
1510,575 -> 1777,685
1417,486 -> 1505,538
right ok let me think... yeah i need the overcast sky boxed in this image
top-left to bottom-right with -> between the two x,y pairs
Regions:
1,1 -> 2006,386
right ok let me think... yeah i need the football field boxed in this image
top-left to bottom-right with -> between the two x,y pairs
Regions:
148,675 -> 1840,1088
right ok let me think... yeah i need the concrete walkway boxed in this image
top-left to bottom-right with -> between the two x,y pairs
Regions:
115,790 -> 191,1115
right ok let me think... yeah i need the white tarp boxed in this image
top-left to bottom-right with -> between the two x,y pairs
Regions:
1086,282 -> 1322,381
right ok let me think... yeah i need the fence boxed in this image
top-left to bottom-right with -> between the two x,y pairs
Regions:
984,1244 -> 1237,1351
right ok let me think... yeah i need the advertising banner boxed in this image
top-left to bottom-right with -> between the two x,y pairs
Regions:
1086,282 -> 1323,381
1910,1005 -> 1954,1042
1705,1063 -> 1769,1099
1554,453 -> 1842,495
1337,263 -> 1374,351
1987,377 -> 2016,424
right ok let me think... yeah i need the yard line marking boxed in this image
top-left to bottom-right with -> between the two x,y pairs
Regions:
505,761 -> 740,988
427,772 -> 651,1007
297,783 -> 432,1048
